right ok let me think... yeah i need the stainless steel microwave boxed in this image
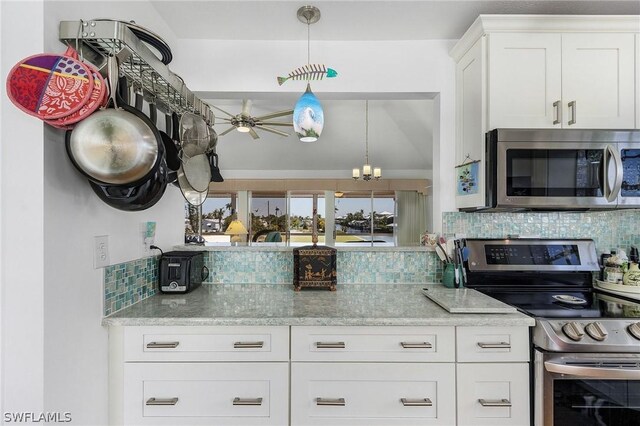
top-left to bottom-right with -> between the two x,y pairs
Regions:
471,129 -> 640,211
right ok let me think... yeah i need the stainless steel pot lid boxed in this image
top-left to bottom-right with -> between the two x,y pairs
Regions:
182,153 -> 211,192
180,112 -> 210,157
177,165 -> 207,206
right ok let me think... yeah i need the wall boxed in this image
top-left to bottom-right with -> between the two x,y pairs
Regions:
1,0 -> 45,415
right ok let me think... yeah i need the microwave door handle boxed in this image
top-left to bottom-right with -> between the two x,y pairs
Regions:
605,144 -> 623,203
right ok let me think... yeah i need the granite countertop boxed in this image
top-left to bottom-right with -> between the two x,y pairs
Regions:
103,284 -> 535,327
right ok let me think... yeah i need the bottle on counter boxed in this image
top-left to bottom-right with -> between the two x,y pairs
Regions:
623,262 -> 640,286
604,249 -> 625,284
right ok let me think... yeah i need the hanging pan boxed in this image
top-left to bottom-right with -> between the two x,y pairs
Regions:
182,153 -> 211,192
65,57 -> 162,186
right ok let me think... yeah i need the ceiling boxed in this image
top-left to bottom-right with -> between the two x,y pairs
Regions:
151,1 -> 640,41
149,0 -> 638,178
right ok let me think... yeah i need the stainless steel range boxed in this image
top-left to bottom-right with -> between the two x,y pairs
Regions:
463,238 -> 640,426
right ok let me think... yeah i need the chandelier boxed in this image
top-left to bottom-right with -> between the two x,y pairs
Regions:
352,100 -> 381,181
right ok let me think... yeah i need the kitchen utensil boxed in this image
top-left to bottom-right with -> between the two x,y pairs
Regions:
6,46 -> 94,120
180,110 -> 210,158
206,109 -> 218,152
182,153 -> 211,192
177,165 -> 207,206
65,58 -> 161,186
435,243 -> 449,263
91,19 -> 173,65
208,153 -> 224,183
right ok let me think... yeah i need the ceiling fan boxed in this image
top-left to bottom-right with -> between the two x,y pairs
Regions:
212,100 -> 293,140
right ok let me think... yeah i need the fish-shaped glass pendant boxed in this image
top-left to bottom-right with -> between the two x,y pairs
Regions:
278,64 -> 337,86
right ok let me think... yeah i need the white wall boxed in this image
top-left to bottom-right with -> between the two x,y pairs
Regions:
1,0 -> 45,416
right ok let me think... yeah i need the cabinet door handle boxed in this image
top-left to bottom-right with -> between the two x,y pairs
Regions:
146,341 -> 179,349
316,398 -> 346,406
553,100 -> 561,125
477,342 -> 511,349
401,398 -> 433,407
146,397 -> 178,406
568,100 -> 576,125
400,342 -> 432,349
315,341 -> 345,349
479,398 -> 512,407
233,397 -> 263,406
233,341 -> 264,349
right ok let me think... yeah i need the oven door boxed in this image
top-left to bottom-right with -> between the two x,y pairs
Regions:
496,141 -> 621,209
535,350 -> 640,426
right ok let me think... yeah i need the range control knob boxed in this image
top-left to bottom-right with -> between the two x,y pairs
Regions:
585,322 -> 608,341
169,282 -> 178,289
628,322 -> 640,340
562,322 -> 585,341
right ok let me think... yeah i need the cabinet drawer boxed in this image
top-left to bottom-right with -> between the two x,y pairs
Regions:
457,363 -> 530,426
456,326 -> 529,362
291,362 -> 456,425
291,326 -> 455,362
123,326 -> 289,361
123,362 -> 288,425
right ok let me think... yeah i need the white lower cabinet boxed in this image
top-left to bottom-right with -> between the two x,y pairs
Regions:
123,362 -> 288,425
456,363 -> 530,426
291,362 -> 456,425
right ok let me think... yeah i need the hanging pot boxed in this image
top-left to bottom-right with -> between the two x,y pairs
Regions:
89,150 -> 168,211
65,57 -> 162,186
161,111 -> 181,171
182,153 -> 211,192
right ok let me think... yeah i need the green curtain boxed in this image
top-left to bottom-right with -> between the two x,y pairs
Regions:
396,191 -> 427,246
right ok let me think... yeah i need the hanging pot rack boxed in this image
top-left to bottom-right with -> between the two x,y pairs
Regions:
58,20 -> 214,123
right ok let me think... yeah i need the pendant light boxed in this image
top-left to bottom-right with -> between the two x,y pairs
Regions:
353,101 -> 381,181
292,6 -> 324,142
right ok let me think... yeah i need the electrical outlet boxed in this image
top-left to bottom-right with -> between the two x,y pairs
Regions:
94,235 -> 110,269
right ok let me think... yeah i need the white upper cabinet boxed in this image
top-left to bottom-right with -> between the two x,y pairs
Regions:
488,33 -> 562,129
561,33 -> 635,129
489,32 -> 635,129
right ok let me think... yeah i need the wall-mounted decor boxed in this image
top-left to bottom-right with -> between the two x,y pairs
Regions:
456,157 -> 480,196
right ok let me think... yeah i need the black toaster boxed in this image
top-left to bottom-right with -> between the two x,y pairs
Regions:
158,251 -> 208,294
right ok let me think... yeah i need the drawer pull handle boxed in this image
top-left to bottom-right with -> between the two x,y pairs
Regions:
479,398 -> 512,407
233,397 -> 263,406
400,342 -> 432,349
146,342 -> 179,349
401,398 -> 433,407
316,398 -> 346,406
315,342 -> 345,349
233,341 -> 264,349
146,397 -> 178,406
477,342 -> 510,349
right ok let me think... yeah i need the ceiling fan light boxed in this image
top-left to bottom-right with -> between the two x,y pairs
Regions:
293,83 -> 324,142
236,125 -> 251,133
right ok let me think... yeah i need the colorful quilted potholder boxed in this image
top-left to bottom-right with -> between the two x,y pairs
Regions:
6,47 -> 94,120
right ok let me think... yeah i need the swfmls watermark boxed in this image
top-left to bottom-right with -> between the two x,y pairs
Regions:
3,412 -> 72,423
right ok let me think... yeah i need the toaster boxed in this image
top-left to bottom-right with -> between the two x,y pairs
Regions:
158,251 -> 208,294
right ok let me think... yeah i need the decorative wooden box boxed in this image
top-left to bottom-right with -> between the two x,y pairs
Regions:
293,244 -> 337,291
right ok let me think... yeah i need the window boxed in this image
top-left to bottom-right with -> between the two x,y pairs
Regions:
334,191 -> 395,247
185,193 -> 236,245
249,192 -> 286,244
288,191 -> 326,247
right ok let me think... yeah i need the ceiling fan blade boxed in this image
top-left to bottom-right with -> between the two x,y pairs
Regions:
253,109 -> 294,121
217,117 -> 233,122
249,128 -> 260,140
218,126 -> 236,136
210,105 -> 236,119
256,125 -> 290,137
255,121 -> 293,127
241,99 -> 253,117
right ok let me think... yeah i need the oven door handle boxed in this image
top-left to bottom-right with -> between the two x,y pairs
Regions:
604,144 -> 623,203
544,361 -> 640,379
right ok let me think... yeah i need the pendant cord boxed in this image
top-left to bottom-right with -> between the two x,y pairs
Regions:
306,20 -> 311,82
365,100 -> 369,164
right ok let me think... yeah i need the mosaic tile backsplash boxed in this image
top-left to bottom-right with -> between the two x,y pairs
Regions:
204,250 -> 442,285
442,209 -> 640,253
104,256 -> 159,316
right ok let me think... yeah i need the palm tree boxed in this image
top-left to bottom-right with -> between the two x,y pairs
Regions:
212,208 -> 224,232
